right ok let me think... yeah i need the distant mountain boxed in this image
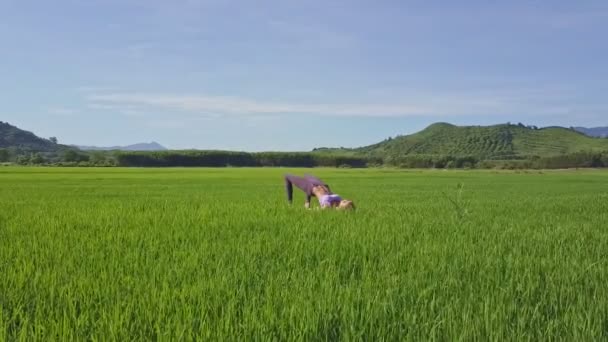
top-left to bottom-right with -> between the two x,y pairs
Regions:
0,121 -> 67,152
317,123 -> 608,159
574,127 -> 608,138
75,142 -> 167,151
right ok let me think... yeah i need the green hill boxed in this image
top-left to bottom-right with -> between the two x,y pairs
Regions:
0,121 -> 78,160
0,121 -> 61,151
351,123 -> 608,159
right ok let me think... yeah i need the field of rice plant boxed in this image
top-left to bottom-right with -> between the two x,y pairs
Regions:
1,167 -> 607,340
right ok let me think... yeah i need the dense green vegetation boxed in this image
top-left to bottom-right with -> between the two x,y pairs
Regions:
114,151 -> 370,168
351,123 -> 608,159
0,121 -> 79,164
106,150 -> 608,169
1,168 -> 607,340
313,123 -> 608,169
0,121 -> 58,152
2,121 -> 608,168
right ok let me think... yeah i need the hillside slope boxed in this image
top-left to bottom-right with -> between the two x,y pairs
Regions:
0,121 -> 57,152
355,123 -> 608,159
0,121 -> 60,152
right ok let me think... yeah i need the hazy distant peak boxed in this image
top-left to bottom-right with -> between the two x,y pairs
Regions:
573,127 -> 608,138
75,142 -> 168,151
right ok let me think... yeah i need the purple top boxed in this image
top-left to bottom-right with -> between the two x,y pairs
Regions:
319,194 -> 342,207
285,174 -> 333,205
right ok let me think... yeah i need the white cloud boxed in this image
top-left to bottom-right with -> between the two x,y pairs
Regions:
85,90 -> 578,119
87,93 -> 430,117
47,107 -> 78,116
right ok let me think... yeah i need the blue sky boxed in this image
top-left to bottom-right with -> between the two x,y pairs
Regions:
1,0 -> 607,151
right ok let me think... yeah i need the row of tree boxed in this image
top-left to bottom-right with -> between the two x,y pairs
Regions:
381,152 -> 608,169
0,148 -> 116,166
3,148 -> 608,169
103,150 -> 608,169
114,151 -> 371,168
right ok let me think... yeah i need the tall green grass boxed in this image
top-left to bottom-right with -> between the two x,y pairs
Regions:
1,167 -> 607,340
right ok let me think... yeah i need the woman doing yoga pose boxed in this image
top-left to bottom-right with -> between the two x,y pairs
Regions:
284,174 -> 355,210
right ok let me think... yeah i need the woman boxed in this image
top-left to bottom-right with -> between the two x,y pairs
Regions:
284,174 -> 355,210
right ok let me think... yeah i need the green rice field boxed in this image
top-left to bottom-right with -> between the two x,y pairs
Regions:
1,167 -> 607,340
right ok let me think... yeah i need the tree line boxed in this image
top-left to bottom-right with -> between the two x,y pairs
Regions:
381,152 -> 608,169
114,151 -> 371,168
2,148 -> 608,169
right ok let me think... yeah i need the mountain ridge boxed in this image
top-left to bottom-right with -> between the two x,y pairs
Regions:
3,121 -> 608,160
316,123 -> 608,159
0,121 -> 66,152
574,127 -> 608,138
74,142 -> 167,151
